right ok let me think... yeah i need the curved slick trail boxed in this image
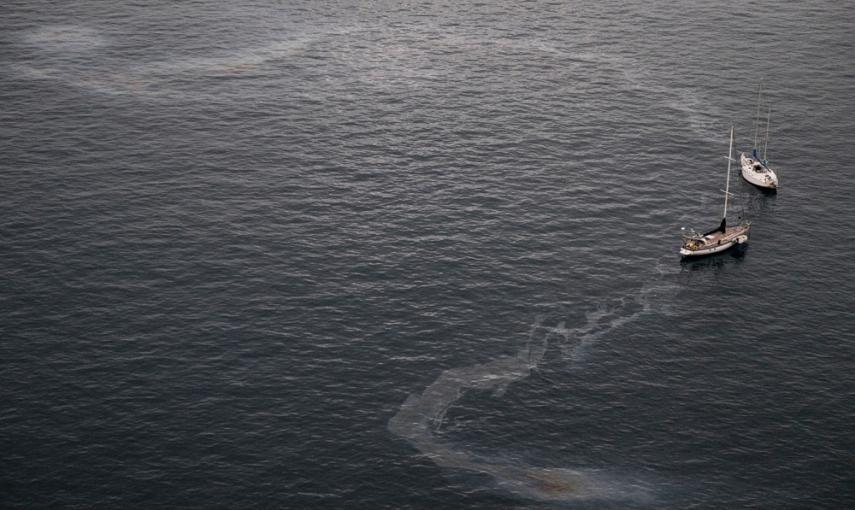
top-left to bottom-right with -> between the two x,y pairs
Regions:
388,320 -> 623,502
389,262 -> 681,502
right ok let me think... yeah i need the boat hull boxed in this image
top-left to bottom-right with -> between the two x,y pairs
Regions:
740,153 -> 778,189
680,224 -> 750,258
679,235 -> 748,257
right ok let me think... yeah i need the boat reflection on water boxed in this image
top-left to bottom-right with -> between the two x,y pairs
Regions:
743,183 -> 778,210
679,244 -> 747,271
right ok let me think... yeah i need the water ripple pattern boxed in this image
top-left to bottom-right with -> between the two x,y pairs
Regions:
2,1 -> 854,509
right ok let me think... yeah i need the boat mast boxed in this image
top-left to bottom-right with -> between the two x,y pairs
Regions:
763,104 -> 771,163
724,125 -> 733,223
753,85 -> 762,157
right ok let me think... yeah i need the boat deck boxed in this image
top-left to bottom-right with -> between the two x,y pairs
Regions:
682,224 -> 750,251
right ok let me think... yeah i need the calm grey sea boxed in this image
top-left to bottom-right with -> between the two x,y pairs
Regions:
2,1 -> 854,508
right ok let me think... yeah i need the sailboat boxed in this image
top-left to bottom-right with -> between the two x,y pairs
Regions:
740,87 -> 779,189
680,126 -> 751,257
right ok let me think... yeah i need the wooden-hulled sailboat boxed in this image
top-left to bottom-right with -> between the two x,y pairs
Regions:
680,126 -> 751,257
740,86 -> 779,189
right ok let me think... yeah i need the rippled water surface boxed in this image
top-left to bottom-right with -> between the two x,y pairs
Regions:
2,1 -> 854,508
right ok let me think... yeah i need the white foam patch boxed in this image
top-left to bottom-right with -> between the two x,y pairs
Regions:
132,37 -> 318,78
14,32 -> 322,100
22,24 -> 107,52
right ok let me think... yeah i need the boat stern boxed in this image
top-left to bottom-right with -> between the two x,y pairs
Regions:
766,169 -> 779,188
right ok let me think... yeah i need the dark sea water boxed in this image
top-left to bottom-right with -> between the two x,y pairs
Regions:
2,1 -> 855,508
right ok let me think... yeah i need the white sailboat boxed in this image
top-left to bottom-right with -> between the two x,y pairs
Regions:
680,126 -> 751,257
740,87 -> 779,189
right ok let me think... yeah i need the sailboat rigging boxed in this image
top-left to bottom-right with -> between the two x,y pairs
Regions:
740,86 -> 779,189
680,126 -> 751,257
